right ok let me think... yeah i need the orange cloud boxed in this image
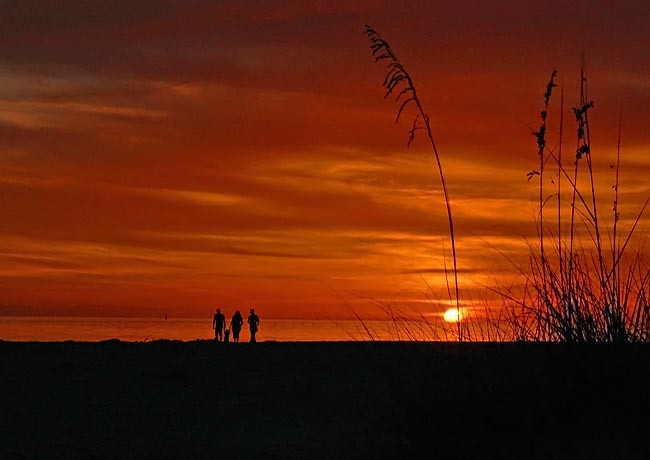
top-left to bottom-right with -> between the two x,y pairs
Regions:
0,1 -> 648,319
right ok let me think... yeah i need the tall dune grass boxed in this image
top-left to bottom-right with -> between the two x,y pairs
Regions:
365,25 -> 462,341
504,65 -> 650,342
364,28 -> 650,342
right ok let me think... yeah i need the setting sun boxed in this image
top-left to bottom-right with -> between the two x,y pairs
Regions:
443,308 -> 462,323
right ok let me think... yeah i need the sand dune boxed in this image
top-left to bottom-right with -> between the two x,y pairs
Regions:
1,341 -> 648,459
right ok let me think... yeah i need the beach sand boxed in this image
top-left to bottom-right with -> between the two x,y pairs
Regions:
1,341 -> 648,459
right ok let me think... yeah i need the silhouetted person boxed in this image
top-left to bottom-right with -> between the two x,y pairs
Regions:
224,328 -> 230,343
213,308 -> 226,341
231,310 -> 243,342
248,308 -> 260,343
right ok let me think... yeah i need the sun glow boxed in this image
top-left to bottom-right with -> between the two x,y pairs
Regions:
443,308 -> 462,323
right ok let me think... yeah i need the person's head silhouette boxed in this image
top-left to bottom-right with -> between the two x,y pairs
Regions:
250,308 -> 255,315
217,308 -> 221,314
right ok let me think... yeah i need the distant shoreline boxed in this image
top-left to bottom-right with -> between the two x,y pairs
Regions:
0,317 -> 469,342
4,333 -> 650,345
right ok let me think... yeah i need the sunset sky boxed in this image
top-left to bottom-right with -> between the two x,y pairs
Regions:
1,1 -> 649,319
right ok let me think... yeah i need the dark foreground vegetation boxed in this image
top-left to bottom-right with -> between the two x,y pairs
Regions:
1,341 -> 649,459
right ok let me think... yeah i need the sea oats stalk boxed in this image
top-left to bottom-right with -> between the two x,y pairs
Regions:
364,25 -> 462,341
554,86 -> 564,284
611,111 -> 622,320
529,69 -> 558,331
569,65 -> 594,283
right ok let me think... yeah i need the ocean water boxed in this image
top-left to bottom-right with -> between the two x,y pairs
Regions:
0,316 -> 465,342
